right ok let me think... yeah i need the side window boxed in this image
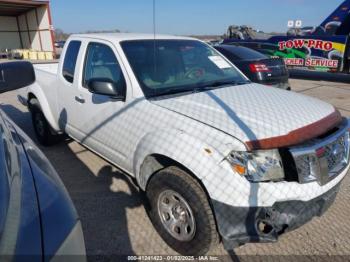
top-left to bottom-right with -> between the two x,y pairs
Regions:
83,42 -> 126,90
62,41 -> 81,83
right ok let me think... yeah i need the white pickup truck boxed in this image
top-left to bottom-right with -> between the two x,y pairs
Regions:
19,33 -> 350,255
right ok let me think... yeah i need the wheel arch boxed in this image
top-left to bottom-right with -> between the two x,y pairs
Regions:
28,92 -> 37,101
141,154 -> 205,192
26,86 -> 60,132
134,130 -> 226,191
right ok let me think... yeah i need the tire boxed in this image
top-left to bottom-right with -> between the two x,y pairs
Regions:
29,99 -> 61,146
146,166 -> 219,255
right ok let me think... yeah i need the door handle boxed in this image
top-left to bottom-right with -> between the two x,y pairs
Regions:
75,96 -> 85,104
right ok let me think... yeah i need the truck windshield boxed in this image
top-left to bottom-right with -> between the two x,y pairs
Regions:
121,40 -> 249,98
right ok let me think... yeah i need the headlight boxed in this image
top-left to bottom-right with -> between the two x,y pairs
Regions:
226,150 -> 285,182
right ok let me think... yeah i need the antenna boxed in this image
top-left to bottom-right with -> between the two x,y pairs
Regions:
153,0 -> 157,74
153,0 -> 156,40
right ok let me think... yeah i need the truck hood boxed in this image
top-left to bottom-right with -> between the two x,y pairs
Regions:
151,83 -> 342,150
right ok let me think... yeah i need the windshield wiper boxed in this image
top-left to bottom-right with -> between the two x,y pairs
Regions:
147,88 -> 195,98
147,80 -> 251,99
194,80 -> 250,92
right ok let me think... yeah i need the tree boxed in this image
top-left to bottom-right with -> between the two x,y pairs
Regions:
54,28 -> 70,41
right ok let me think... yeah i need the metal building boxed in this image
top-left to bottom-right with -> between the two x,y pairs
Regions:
0,0 -> 55,55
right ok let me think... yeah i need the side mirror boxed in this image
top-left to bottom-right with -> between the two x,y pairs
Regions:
0,61 -> 35,94
87,78 -> 126,101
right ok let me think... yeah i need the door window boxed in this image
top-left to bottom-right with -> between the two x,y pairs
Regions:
83,42 -> 126,92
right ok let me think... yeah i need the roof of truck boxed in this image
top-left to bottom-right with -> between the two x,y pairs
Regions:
71,33 -> 196,42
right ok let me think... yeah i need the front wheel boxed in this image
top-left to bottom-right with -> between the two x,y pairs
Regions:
146,166 -> 219,255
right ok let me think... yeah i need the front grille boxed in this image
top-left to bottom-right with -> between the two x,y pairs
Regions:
294,154 -> 318,183
324,135 -> 347,172
290,121 -> 350,185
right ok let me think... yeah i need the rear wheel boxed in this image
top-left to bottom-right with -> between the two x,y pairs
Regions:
146,166 -> 219,255
29,99 -> 62,146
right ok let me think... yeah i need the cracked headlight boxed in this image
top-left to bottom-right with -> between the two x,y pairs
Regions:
227,150 -> 285,182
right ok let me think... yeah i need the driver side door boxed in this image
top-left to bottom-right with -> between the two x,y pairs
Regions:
74,41 -> 131,168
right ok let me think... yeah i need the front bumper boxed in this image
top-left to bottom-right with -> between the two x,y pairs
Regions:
258,78 -> 290,90
272,81 -> 291,90
213,182 -> 342,250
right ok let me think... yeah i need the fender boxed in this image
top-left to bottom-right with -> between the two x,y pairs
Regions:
26,82 -> 61,132
133,129 -> 249,200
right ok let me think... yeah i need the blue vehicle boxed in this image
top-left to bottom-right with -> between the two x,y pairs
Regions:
0,62 -> 86,261
224,0 -> 350,73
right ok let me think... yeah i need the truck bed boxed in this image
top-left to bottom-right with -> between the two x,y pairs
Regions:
34,62 -> 59,75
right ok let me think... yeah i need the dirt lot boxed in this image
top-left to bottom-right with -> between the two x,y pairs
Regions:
0,79 -> 349,261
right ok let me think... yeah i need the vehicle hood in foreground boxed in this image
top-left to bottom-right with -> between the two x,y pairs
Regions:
151,84 -> 342,150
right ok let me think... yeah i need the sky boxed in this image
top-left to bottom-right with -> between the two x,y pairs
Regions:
50,0 -> 345,35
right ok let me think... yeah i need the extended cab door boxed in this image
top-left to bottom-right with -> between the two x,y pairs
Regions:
57,40 -> 84,139
71,40 -> 131,168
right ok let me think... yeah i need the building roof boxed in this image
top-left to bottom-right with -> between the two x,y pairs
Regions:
0,0 -> 48,16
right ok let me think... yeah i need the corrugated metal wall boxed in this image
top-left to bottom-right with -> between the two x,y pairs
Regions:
0,4 -> 54,52
0,16 -> 21,50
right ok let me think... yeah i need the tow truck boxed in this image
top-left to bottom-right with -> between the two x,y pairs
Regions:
223,0 -> 350,73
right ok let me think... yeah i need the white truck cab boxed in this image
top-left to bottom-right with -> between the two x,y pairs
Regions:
19,33 -> 350,255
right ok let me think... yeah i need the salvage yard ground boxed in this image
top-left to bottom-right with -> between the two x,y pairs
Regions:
0,79 -> 349,260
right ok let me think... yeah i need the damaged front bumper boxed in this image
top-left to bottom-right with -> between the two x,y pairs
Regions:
213,118 -> 349,250
212,183 -> 341,250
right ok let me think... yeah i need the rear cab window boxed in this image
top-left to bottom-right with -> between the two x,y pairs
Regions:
62,41 -> 82,83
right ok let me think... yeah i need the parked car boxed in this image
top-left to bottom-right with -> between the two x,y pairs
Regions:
0,61 -> 86,261
55,41 -> 66,49
215,44 -> 291,90
18,34 -> 350,255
